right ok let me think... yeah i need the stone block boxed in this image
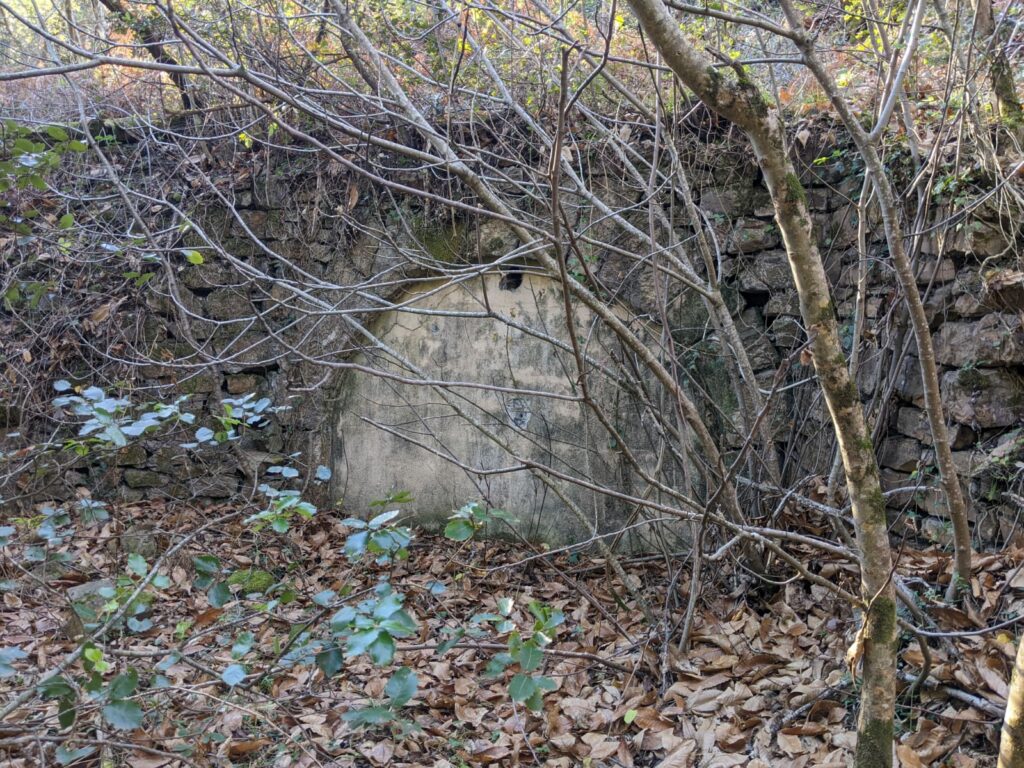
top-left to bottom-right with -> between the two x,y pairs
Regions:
934,314 -> 1024,367
226,374 -> 261,395
120,524 -> 159,558
699,187 -> 744,217
916,258 -> 956,284
922,283 -> 956,328
114,444 -> 148,466
189,476 -> 239,499
176,371 -> 220,394
737,308 -> 778,372
765,291 -> 800,318
984,268 -> 1024,311
951,219 -> 1013,260
769,315 -> 804,349
879,437 -> 923,472
123,469 -> 168,489
813,208 -> 858,250
942,368 -> 1024,428
150,446 -> 189,475
204,288 -> 252,321
925,448 -> 986,477
806,187 -> 835,212
736,251 -> 791,292
920,517 -> 954,547
729,218 -> 780,254
896,407 -> 976,450
855,351 -> 881,398
894,356 -> 925,406
180,258 -> 240,291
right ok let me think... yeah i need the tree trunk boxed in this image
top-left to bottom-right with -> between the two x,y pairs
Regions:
623,1 -> 898,764
1001,635 -> 1024,768
778,0 -> 973,601
973,0 -> 1024,128
95,0 -> 196,111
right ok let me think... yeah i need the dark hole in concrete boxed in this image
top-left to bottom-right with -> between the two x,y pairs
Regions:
499,266 -> 523,291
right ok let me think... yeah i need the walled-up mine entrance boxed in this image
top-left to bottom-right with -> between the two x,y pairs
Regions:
330,271 -> 683,546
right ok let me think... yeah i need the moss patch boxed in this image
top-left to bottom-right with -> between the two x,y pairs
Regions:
227,568 -> 276,594
784,172 -> 808,206
855,716 -> 894,768
416,221 -> 465,262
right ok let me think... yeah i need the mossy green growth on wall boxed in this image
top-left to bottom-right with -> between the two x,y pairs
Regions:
415,219 -> 466,263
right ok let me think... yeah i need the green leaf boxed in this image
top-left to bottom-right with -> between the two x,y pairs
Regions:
368,509 -> 400,529
345,629 -> 380,657
231,632 -> 254,659
39,675 -> 74,699
207,581 -> 230,608
57,696 -> 77,728
436,628 -> 464,654
484,652 -> 513,677
379,609 -> 417,637
56,746 -> 95,765
221,664 -> 246,687
184,250 -> 204,265
535,675 -> 557,691
102,700 -> 143,730
516,641 -> 543,672
508,674 -> 536,703
524,688 -> 544,711
127,617 -> 153,633
624,708 -> 638,725
443,518 -> 475,542
342,706 -> 394,726
0,646 -> 27,677
58,213 -> 74,229
315,647 -> 343,677
152,574 -> 170,589
312,589 -> 336,607
126,553 -> 148,577
385,666 -> 418,707
82,643 -> 103,671
46,125 -> 70,142
344,530 -> 368,559
109,669 -> 138,699
329,606 -> 356,632
193,554 -> 220,575
367,633 -> 396,666
68,139 -> 87,152
372,591 -> 403,619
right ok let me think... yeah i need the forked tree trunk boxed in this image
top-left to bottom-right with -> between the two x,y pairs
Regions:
1000,635 -> 1024,768
95,0 -> 197,111
624,1 -> 898,765
973,0 -> 1024,128
777,0 -> 973,601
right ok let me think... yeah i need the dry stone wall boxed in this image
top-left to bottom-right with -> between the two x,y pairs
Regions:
9,141 -> 1024,547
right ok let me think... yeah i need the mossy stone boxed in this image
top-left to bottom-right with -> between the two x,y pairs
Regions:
226,568 -> 276,594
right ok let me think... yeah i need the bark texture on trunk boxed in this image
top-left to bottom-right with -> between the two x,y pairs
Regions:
623,1 -> 898,765
96,0 -> 196,110
778,1 -> 973,600
974,0 -> 1024,127
1000,635 -> 1024,768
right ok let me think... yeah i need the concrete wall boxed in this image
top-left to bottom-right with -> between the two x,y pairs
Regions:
330,272 -> 671,544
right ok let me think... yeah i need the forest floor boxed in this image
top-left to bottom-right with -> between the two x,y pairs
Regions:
0,500 -> 1016,767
